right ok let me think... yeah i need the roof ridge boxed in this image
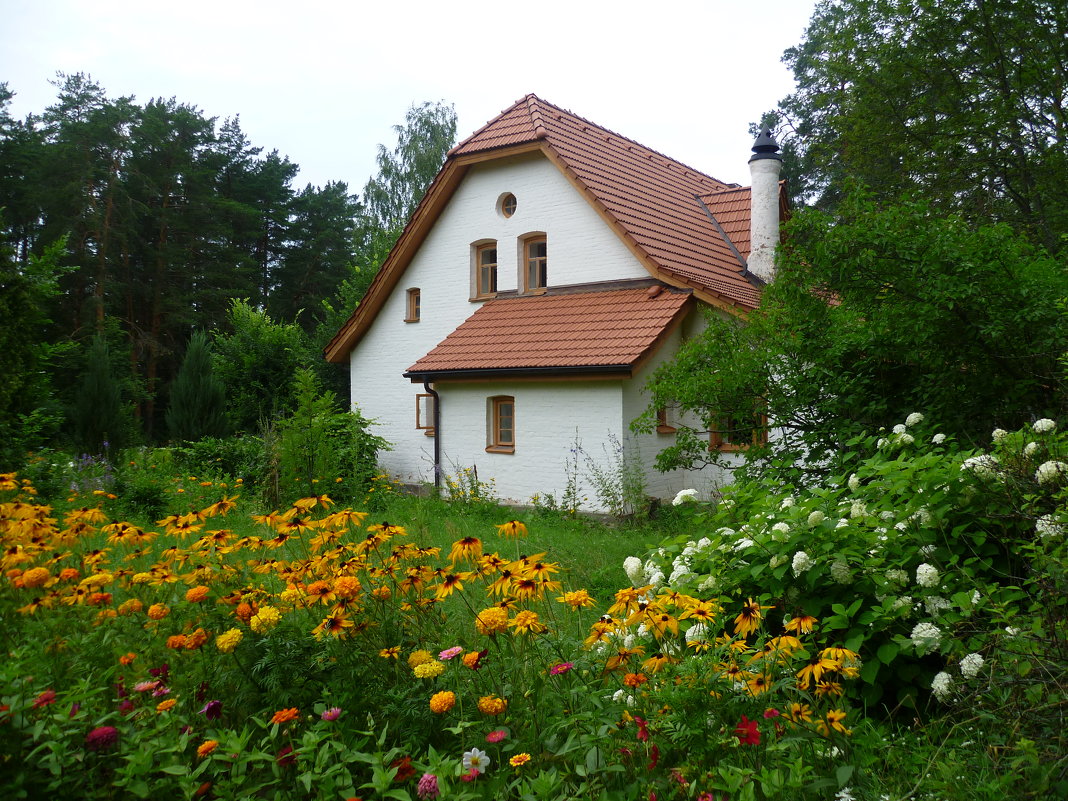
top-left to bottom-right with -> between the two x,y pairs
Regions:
448,95 -> 535,156
521,95 -> 732,189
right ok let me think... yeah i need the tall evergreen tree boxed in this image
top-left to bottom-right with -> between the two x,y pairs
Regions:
71,333 -> 127,455
165,331 -> 228,441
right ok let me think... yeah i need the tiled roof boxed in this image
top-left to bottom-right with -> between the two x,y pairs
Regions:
453,95 -> 762,309
325,94 -> 775,363
405,285 -> 692,377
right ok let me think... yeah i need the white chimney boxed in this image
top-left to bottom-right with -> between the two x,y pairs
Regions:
747,128 -> 782,284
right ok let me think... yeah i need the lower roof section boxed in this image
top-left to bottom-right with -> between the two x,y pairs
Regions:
404,283 -> 692,382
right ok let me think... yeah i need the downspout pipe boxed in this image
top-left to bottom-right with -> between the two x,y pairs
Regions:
422,381 -> 442,490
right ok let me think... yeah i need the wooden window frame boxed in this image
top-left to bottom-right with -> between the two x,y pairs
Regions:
474,243 -> 498,299
487,396 -> 515,453
416,393 -> 435,436
522,235 -> 547,293
405,288 -> 421,322
656,407 -> 677,434
500,193 -> 517,218
709,411 -> 768,452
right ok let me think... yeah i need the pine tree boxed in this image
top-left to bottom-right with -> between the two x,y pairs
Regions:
71,334 -> 126,455
165,331 -> 228,441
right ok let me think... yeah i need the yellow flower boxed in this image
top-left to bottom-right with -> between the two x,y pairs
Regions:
250,605 -> 281,633
197,739 -> 219,758
557,589 -> 595,609
184,585 -> 210,603
429,691 -> 456,714
21,567 -> 51,588
477,695 -> 508,715
509,610 -> 546,635
784,614 -> 818,635
817,709 -> 852,736
117,598 -> 143,615
733,598 -> 772,638
413,660 -> 446,679
496,520 -> 528,539
408,649 -> 435,668
448,536 -> 483,564
509,753 -> 531,767
215,628 -> 243,653
379,646 -> 401,659
474,607 -> 509,636
156,698 -> 177,713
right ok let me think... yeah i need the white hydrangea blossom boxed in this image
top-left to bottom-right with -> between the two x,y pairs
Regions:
848,473 -> 861,492
892,595 -> 914,614
698,574 -> 718,593
672,488 -> 698,506
1032,418 -> 1057,434
910,507 -> 933,526
836,518 -> 850,529
896,432 -> 915,445
924,596 -> 952,616
646,569 -> 665,589
932,433 -> 946,445
623,556 -> 645,586
931,671 -> 954,701
916,563 -> 940,587
877,437 -> 889,449
886,569 -> 908,586
779,496 -> 795,510
792,551 -> 814,576
910,622 -> 942,653
769,553 -> 788,570
850,501 -> 867,519
1035,460 -> 1068,485
1024,441 -> 1041,458
668,563 -> 694,585
808,510 -> 826,526
906,412 -> 925,427
962,454 -> 999,479
991,428 -> 1009,443
959,652 -> 984,679
1036,514 -> 1065,539
830,560 -> 853,585
685,622 -> 708,643
920,544 -> 937,557
893,423 -> 907,435
733,538 -> 755,552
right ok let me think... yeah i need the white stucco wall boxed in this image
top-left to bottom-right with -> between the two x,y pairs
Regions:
348,152 -> 652,491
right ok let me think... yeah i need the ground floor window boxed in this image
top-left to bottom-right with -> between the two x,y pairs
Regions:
487,396 -> 515,453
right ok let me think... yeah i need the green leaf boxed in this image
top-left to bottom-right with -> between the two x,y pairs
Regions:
877,642 -> 899,665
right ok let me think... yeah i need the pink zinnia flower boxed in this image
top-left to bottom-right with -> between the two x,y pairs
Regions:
86,725 -> 119,751
438,646 -> 463,660
549,662 -> 574,675
321,706 -> 342,721
486,729 -> 508,743
133,680 -> 159,693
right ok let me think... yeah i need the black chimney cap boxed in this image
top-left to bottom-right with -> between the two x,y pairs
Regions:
750,126 -> 782,162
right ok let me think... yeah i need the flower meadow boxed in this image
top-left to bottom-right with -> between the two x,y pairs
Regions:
1,417 -> 1067,800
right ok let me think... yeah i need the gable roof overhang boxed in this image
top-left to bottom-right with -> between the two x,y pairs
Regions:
402,283 -> 694,384
325,95 -> 772,364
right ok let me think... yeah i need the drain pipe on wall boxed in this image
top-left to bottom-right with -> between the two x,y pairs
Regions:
423,381 -> 442,490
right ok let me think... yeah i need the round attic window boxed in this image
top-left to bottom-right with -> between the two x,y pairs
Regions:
499,193 -> 517,218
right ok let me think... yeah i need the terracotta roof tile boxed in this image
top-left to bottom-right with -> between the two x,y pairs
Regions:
405,286 -> 691,376
453,95 -> 761,309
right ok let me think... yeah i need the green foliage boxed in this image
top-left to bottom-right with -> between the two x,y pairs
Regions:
212,299 -> 315,434
638,193 -> 1068,480
70,334 -> 130,455
165,332 -> 228,442
774,0 -> 1068,251
274,368 -> 390,504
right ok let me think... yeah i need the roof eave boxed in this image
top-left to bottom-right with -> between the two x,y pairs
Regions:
403,364 -> 634,383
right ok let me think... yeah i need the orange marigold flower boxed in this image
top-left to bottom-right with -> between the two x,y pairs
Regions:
429,691 -> 456,714
270,707 -> 300,725
623,672 -> 648,688
21,567 -> 50,588
185,586 -> 210,603
333,575 -> 361,599
58,567 -> 80,582
185,628 -> 209,650
117,598 -> 143,616
119,652 -> 137,666
197,739 -> 219,758
156,698 -> 177,713
166,634 -> 188,649
474,606 -> 509,636
147,603 -> 170,620
557,589 -> 595,609
235,602 -> 256,623
477,695 -> 507,715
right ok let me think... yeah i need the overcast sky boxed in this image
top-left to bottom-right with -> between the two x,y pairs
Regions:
3,0 -> 817,192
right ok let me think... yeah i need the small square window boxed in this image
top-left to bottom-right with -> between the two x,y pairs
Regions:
710,410 -> 767,451
656,407 -> 677,434
487,396 -> 515,453
405,288 -> 420,322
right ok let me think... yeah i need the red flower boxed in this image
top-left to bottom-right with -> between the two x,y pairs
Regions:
391,756 -> 415,783
276,745 -> 297,767
86,725 -> 119,751
32,689 -> 57,708
460,768 -> 480,783
734,715 -> 760,745
763,708 -> 780,719
634,715 -> 650,742
647,743 -> 660,771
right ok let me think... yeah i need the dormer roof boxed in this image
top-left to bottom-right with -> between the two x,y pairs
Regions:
325,94 -> 777,363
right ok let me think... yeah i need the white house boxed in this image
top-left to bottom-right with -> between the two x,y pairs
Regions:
325,95 -> 785,511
